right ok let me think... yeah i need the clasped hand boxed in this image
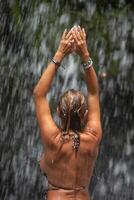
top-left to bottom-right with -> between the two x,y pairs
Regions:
57,26 -> 89,62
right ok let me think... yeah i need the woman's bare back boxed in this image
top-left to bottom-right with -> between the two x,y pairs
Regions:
39,130 -> 99,200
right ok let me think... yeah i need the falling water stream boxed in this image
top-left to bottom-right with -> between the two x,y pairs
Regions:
0,1 -> 134,200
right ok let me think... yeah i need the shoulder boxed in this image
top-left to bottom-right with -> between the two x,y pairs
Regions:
41,127 -> 61,149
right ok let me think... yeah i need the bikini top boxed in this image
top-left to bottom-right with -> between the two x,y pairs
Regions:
38,161 -> 86,191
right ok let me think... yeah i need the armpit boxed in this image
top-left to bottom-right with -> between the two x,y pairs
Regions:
84,126 -> 102,143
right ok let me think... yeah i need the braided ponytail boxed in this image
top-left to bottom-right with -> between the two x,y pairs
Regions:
58,89 -> 87,150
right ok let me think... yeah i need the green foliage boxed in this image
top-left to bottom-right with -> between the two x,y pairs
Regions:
10,0 -> 22,30
33,22 -> 43,48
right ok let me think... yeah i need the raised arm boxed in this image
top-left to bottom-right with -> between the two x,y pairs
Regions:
83,54 -> 102,140
71,27 -> 102,141
33,29 -> 73,146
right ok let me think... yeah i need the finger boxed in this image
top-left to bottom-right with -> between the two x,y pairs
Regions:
71,29 -> 79,43
82,28 -> 86,39
77,25 -> 81,31
65,29 -> 72,39
71,39 -> 75,43
66,34 -> 73,43
77,25 -> 82,33
68,39 -> 74,45
61,29 -> 67,39
78,26 -> 84,39
74,27 -> 82,41
71,27 -> 82,42
68,42 -> 71,46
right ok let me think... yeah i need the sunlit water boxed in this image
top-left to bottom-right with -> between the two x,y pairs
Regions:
0,1 -> 134,200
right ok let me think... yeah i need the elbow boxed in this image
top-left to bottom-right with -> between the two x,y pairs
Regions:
33,88 -> 40,98
33,88 -> 46,99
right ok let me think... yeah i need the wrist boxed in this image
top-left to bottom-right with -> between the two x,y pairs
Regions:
81,52 -> 90,62
54,51 -> 64,63
82,57 -> 93,70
